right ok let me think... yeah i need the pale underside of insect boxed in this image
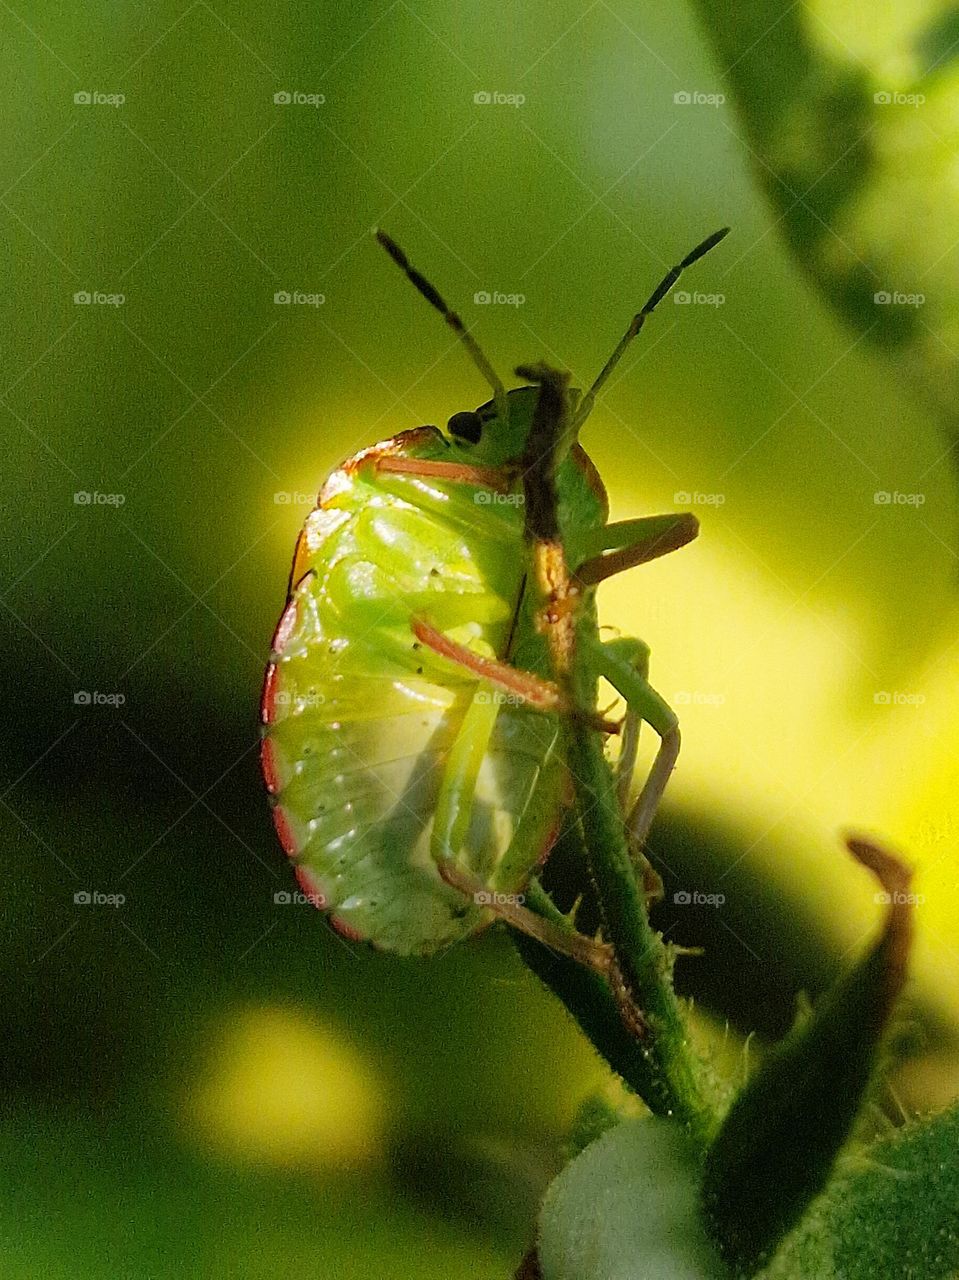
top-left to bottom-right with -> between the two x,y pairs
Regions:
260,228 -> 728,955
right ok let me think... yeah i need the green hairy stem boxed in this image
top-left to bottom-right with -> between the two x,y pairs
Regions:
515,363 -> 717,1152
559,652 -> 718,1152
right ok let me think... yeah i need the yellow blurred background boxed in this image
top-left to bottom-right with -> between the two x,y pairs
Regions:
3,0 -> 957,1275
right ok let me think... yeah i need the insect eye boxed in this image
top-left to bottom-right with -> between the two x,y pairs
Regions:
447,410 -> 483,444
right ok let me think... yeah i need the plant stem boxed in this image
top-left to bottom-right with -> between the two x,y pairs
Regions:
559,670 -> 718,1153
514,362 -> 718,1154
512,880 -> 703,1140
516,807 -> 718,1153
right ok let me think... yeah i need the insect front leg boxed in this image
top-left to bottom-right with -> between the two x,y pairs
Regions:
575,512 -> 699,587
374,455 -> 512,491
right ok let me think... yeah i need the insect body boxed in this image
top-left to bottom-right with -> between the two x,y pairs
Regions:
261,229 -> 728,954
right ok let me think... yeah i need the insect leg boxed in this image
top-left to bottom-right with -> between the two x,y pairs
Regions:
431,685 -> 500,869
430,689 -> 611,973
374,455 -> 512,491
597,636 -> 666,904
612,638 -> 649,808
574,511 -> 696,861
575,512 -> 699,587
412,617 -> 618,732
441,858 -> 612,972
593,636 -> 680,865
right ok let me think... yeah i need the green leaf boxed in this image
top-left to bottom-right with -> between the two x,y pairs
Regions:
538,1118 -> 731,1280
691,0 -> 959,467
701,836 -> 915,1275
764,1101 -> 959,1280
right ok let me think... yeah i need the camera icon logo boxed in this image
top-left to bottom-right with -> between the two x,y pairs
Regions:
74,91 -> 91,105
274,290 -> 291,304
673,890 -> 692,904
273,890 -> 292,904
473,91 -> 491,104
874,291 -> 891,304
874,91 -> 891,104
74,890 -> 91,904
673,91 -> 691,104
873,491 -> 891,505
874,691 -> 891,704
73,690 -> 92,705
673,291 -> 691,305
74,291 -> 91,305
473,291 -> 491,304
273,91 -> 292,104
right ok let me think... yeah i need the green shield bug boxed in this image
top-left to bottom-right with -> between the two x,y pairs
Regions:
261,227 -> 729,955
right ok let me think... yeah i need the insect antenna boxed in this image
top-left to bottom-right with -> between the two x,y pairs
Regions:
374,230 -> 508,421
573,226 -> 730,430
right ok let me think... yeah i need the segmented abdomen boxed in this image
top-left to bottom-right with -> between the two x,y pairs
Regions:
261,430 -> 561,954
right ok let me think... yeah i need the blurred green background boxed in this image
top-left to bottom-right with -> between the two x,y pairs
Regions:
4,1 -> 959,1276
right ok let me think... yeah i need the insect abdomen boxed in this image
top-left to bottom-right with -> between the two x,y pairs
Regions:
261,432 -> 560,954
